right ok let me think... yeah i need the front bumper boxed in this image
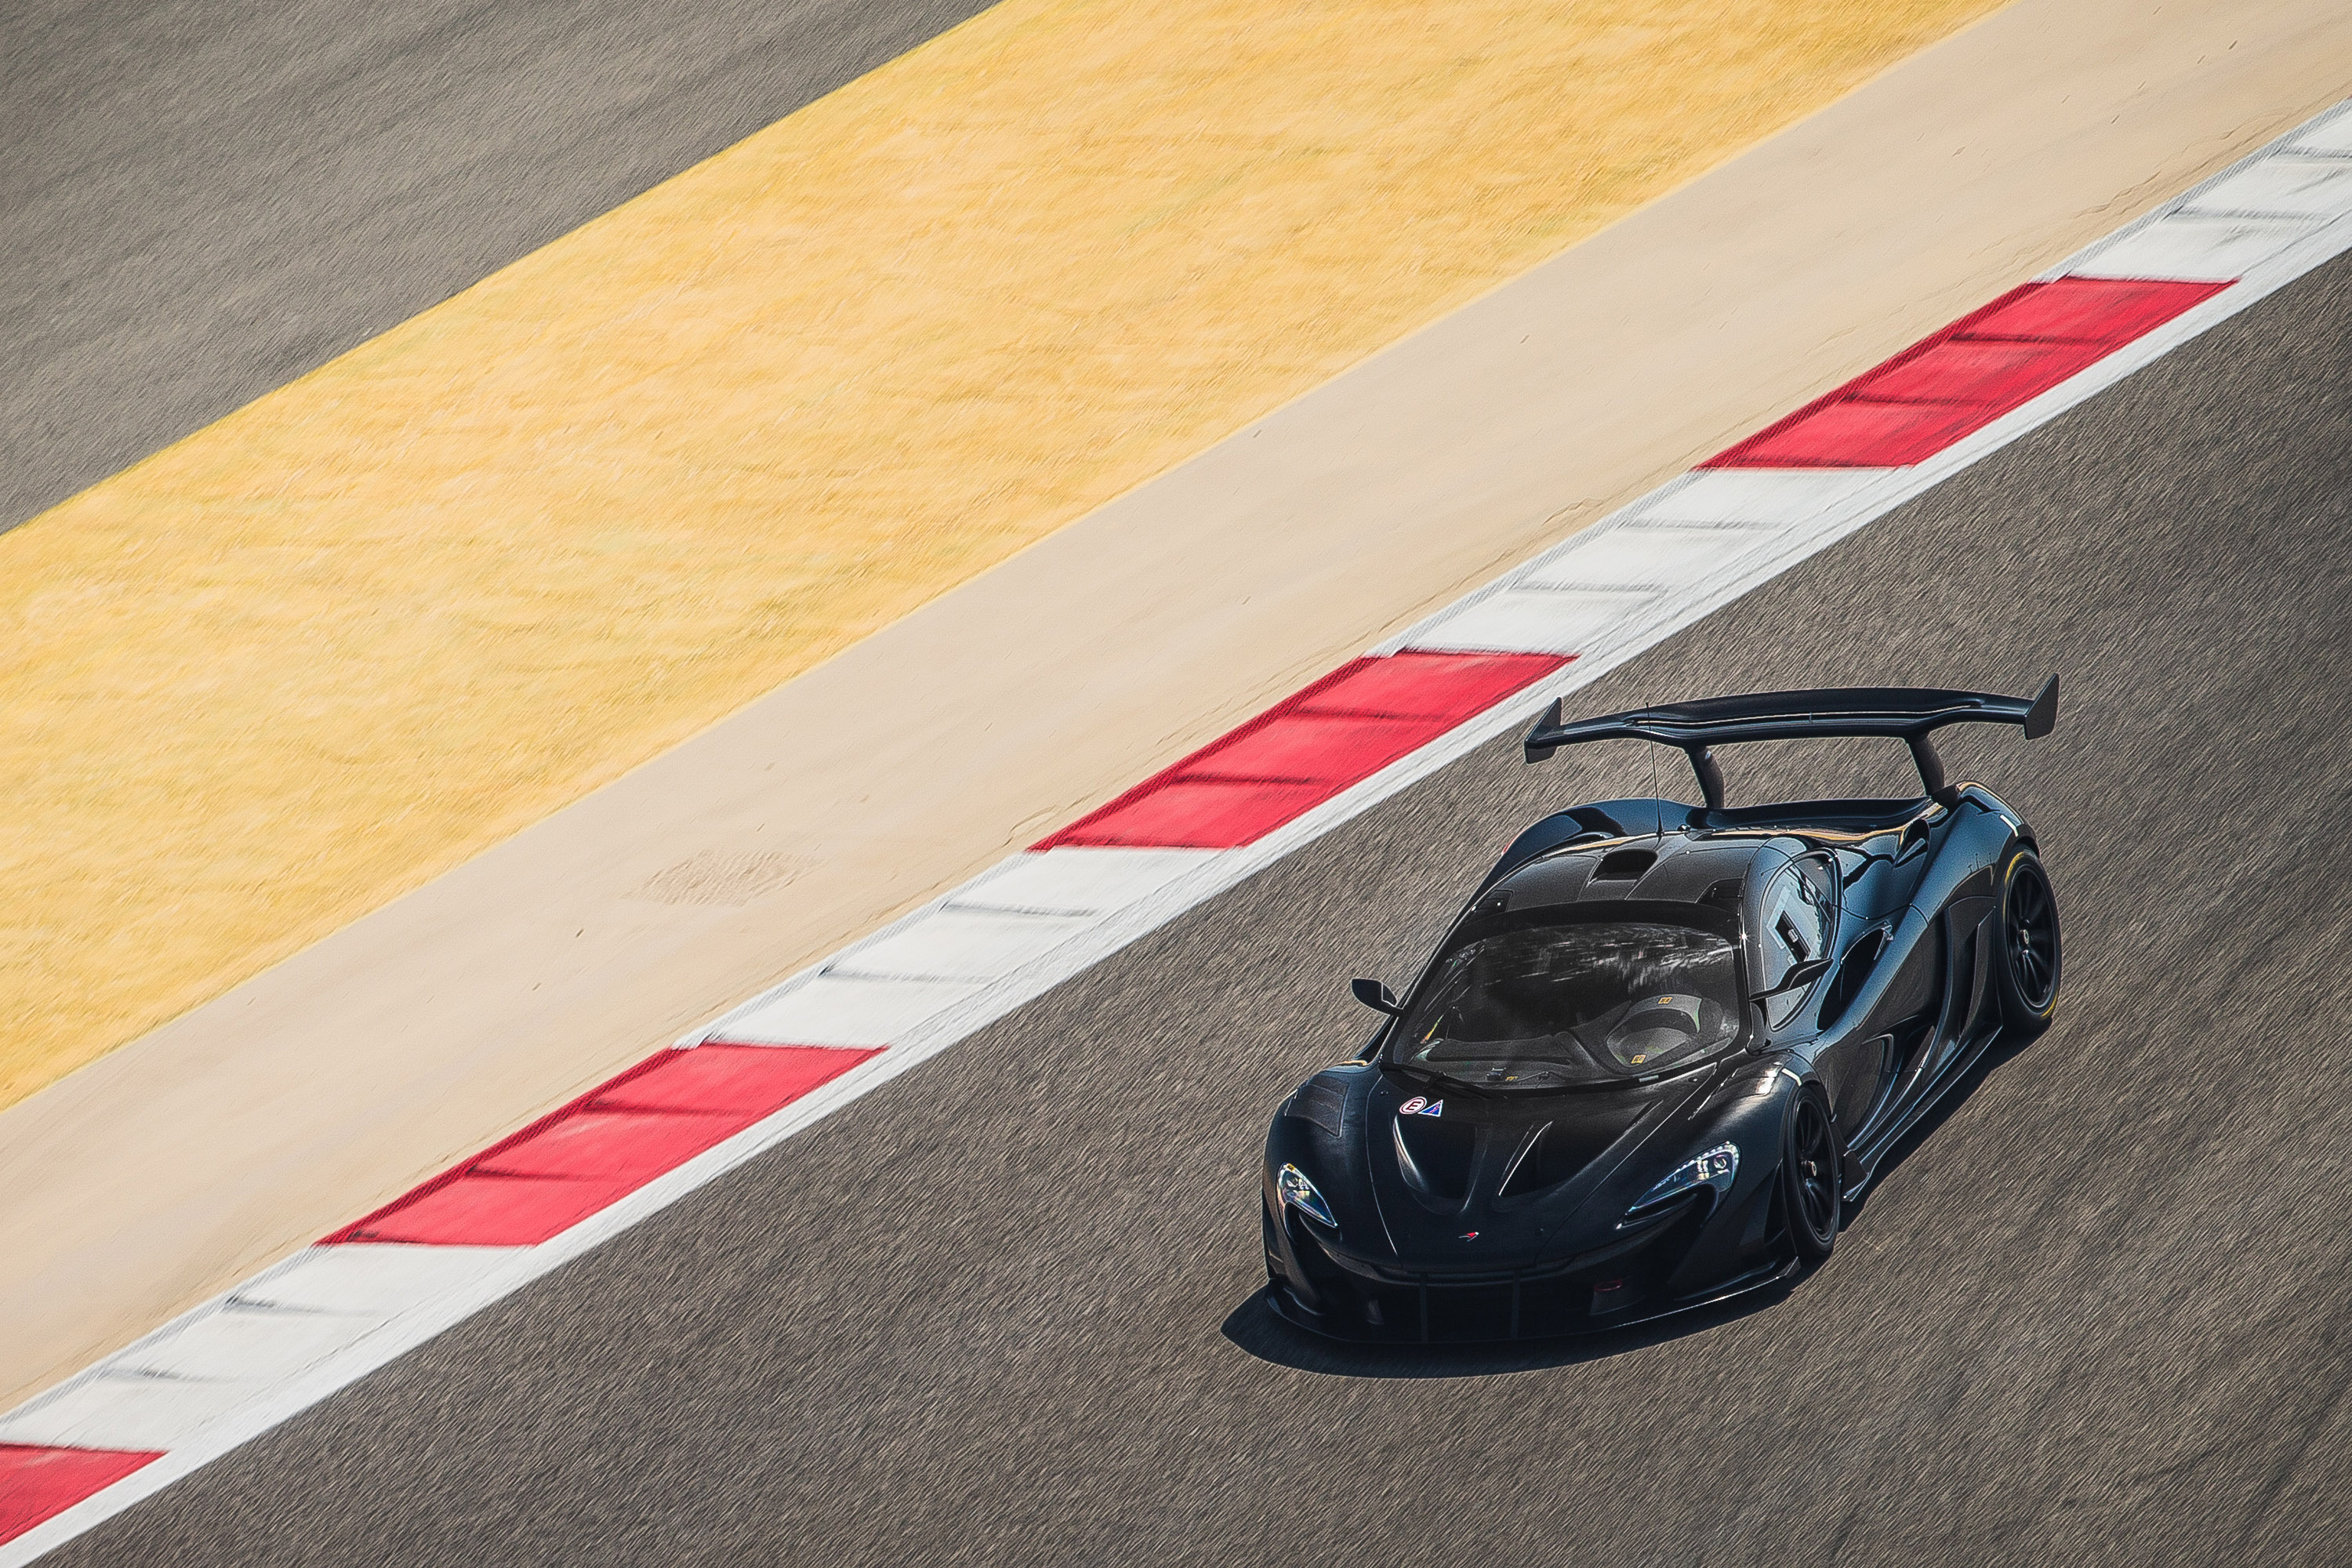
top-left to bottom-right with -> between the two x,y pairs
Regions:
1265,1185 -> 1791,1344
1264,1259 -> 1795,1343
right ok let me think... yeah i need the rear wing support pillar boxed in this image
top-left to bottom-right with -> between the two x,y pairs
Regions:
1683,746 -> 1726,811
1907,735 -> 1958,807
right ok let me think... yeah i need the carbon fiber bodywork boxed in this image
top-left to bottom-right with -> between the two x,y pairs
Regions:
1261,767 -> 2056,1343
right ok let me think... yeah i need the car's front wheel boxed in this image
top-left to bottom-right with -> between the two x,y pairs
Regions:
1784,1084 -> 1841,1264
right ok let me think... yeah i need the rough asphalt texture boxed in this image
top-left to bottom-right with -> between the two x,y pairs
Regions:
45,252 -> 2352,1563
0,0 -> 1001,533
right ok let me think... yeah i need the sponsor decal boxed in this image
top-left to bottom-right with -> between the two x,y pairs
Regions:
1399,1096 -> 1444,1117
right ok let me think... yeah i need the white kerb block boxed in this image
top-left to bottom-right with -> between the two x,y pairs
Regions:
951,848 -> 1218,916
2187,158 -> 2352,220
234,1244 -> 520,1316
1627,468 -> 1889,526
1406,587 -> 1655,656
717,973 -> 981,1047
2288,116 -> 2352,157
2071,213 -> 2316,281
1520,524 -> 1769,590
0,1370 -> 255,1452
111,1303 -> 384,1385
828,907 -> 1095,982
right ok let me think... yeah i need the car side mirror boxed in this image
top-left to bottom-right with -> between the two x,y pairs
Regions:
1753,956 -> 1831,1001
1350,978 -> 1405,1015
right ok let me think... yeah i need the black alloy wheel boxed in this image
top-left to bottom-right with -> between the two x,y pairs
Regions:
1995,850 -> 2062,1031
1784,1085 -> 1840,1264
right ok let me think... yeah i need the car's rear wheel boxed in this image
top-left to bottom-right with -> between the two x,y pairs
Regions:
1784,1084 -> 1840,1264
1994,849 -> 2061,1033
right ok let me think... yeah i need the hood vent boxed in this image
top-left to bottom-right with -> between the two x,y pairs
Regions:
1498,1107 -> 1647,1200
1392,1114 -> 1478,1203
1594,848 -> 1657,881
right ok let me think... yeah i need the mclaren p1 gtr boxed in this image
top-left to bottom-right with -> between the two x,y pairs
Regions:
1261,682 -> 2062,1342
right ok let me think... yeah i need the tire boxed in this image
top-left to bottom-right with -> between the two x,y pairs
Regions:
1994,849 -> 2061,1033
1784,1084 -> 1841,1265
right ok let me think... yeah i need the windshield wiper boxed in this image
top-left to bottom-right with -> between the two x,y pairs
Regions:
1383,1058 -> 1448,1093
1409,1060 -> 1578,1095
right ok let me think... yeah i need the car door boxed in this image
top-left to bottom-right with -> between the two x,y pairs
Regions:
1772,854 -> 1889,1134
1756,856 -> 1835,1034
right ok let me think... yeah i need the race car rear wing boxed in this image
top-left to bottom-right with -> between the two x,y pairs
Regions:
1522,678 -> 2058,809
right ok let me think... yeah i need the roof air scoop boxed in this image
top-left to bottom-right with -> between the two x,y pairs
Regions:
1593,848 -> 1657,881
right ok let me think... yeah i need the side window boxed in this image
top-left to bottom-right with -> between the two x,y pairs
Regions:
1759,858 -> 1835,1029
1795,854 -> 1838,915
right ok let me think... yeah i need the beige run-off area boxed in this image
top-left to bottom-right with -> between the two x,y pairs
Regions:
0,0 -> 2019,1109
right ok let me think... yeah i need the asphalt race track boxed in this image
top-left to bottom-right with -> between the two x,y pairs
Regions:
42,240 -> 2352,1562
0,0 -> 997,534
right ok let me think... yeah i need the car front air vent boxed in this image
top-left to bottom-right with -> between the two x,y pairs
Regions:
1393,1115 -> 1479,1203
1283,1073 -> 1350,1138
1497,1106 -> 1647,1199
1593,848 -> 1657,881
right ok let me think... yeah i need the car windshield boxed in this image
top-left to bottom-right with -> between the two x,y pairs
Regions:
1392,916 -> 1744,1090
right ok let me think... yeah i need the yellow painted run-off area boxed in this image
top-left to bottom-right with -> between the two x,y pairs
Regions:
0,0 -> 2013,1109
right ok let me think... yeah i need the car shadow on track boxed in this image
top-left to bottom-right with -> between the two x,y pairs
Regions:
1840,1024 -> 2042,1225
1221,1026 -> 2044,1379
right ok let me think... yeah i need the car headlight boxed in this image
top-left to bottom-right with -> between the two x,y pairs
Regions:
1276,1163 -> 1338,1229
1626,1142 -> 1739,1216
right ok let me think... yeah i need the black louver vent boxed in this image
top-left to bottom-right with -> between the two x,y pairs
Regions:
1283,1074 -> 1349,1137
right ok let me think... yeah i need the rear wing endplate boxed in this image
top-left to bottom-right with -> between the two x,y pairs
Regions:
1523,678 -> 2058,809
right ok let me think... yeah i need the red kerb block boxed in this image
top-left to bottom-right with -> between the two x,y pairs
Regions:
1293,652 -> 1569,720
347,1172 -> 633,1248
1858,339 -> 2107,406
0,1443 -> 162,1545
1182,713 -> 1430,782
593,1043 -> 869,1115
323,1044 -> 878,1247
477,1110 -> 750,1182
1037,651 -> 1566,849
1049,778 -> 1336,849
1706,277 -> 2228,469
1962,276 -> 2226,343
1720,401 -> 1989,470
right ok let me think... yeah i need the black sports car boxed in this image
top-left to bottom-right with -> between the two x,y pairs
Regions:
1261,682 -> 2062,1342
